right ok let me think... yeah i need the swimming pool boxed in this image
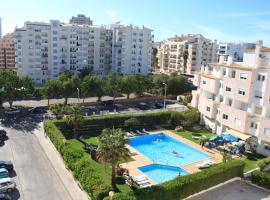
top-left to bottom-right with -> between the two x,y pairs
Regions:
129,133 -> 210,166
139,164 -> 189,184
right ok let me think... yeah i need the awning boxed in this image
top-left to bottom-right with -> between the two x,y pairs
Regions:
226,129 -> 251,141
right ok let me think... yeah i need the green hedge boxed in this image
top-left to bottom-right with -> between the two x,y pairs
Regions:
109,160 -> 245,200
257,157 -> 270,171
44,120 -> 111,200
55,109 -> 199,132
252,170 -> 270,189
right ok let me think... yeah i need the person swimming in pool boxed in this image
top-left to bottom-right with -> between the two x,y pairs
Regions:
155,138 -> 162,142
172,150 -> 181,155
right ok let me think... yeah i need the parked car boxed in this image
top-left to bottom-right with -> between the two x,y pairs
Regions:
0,168 -> 9,179
0,162 -> 13,172
0,127 -> 7,141
0,178 -> 16,193
0,193 -> 11,200
137,102 -> 148,110
102,100 -> 114,107
28,106 -> 46,114
154,102 -> 163,109
4,108 -> 21,115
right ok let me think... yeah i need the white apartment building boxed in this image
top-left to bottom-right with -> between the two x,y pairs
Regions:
218,42 -> 256,62
191,41 -> 270,156
69,14 -> 93,25
111,23 -> 153,75
157,34 -> 218,75
14,18 -> 153,84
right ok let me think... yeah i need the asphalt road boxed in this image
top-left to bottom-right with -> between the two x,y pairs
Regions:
0,115 -> 72,200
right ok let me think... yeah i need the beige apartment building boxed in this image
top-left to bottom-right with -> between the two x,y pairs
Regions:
156,34 -> 218,75
191,41 -> 270,156
0,33 -> 15,69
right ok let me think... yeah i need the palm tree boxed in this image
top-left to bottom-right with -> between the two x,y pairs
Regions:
66,104 -> 84,137
49,103 -> 67,119
97,128 -> 131,189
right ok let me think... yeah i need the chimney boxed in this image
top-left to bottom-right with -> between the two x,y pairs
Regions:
254,40 -> 263,69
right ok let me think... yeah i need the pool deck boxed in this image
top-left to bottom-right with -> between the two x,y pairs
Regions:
121,130 -> 223,185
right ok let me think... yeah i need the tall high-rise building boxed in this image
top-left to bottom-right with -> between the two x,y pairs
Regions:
156,34 -> 218,75
14,17 -> 153,84
0,33 -> 15,69
217,42 -> 256,62
69,14 -> 93,25
191,41 -> 270,156
0,18 -> 2,38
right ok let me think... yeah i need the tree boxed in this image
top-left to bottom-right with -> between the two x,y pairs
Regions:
41,79 -> 62,106
66,104 -> 84,137
107,73 -> 121,100
182,94 -> 192,106
183,50 -> 189,73
167,75 -> 189,96
97,129 -> 130,189
222,151 -> 232,163
60,75 -> 81,105
0,70 -> 34,108
134,74 -> 152,96
81,75 -> 97,102
151,74 -> 169,95
94,77 -> 106,102
120,75 -> 138,99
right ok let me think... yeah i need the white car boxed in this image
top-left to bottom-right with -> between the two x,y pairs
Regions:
0,178 -> 16,193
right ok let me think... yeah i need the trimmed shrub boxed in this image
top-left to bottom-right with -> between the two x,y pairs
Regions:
110,160 -> 244,200
252,170 -> 270,189
44,120 -> 111,200
257,157 -> 270,171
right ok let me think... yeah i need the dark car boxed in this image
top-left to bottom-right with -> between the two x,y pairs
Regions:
137,102 -> 148,110
102,100 -> 114,107
155,102 -> 163,109
0,161 -> 14,172
0,193 -> 11,200
28,106 -> 46,114
0,127 -> 7,142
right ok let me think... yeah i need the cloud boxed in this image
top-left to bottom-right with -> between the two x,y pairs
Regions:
218,11 -> 270,18
192,23 -> 270,45
106,10 -> 118,21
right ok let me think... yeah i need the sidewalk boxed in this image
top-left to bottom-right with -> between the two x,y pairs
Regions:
34,123 -> 89,200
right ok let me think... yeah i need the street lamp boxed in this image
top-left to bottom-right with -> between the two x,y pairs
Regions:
76,88 -> 80,103
163,82 -> 167,109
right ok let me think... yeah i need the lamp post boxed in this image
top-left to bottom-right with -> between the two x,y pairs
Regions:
76,88 -> 80,103
163,82 -> 167,109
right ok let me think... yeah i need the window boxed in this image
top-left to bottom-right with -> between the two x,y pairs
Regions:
226,87 -> 231,92
250,122 -> 258,129
264,143 -> 270,151
258,74 -> 266,81
203,81 -> 206,84
264,128 -> 270,136
223,70 -> 226,76
234,118 -> 241,126
231,71 -> 236,78
206,106 -> 210,112
240,73 -> 248,80
223,114 -> 228,120
238,89 -> 245,96
254,91 -> 262,99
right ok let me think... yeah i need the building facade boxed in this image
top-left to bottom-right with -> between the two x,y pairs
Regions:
218,42 -> 256,62
69,14 -> 93,25
0,33 -> 15,69
14,18 -> 153,84
191,41 -> 270,156
156,34 -> 218,75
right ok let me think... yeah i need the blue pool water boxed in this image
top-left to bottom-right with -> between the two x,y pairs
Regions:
139,164 -> 189,184
129,133 -> 210,166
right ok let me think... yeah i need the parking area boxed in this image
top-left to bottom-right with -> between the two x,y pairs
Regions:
187,179 -> 270,200
0,115 -> 72,200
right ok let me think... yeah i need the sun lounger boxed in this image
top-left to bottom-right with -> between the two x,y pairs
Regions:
132,175 -> 147,182
142,128 -> 150,134
136,179 -> 150,184
139,183 -> 152,188
136,130 -> 144,135
197,160 -> 216,169
130,131 -> 139,136
125,132 -> 134,137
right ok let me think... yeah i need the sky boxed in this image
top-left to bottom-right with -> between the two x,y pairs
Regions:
1,0 -> 270,45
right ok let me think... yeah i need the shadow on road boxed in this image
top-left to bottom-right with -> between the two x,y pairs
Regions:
0,114 -> 43,133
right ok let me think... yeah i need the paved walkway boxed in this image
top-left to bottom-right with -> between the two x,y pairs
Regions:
34,123 -> 89,200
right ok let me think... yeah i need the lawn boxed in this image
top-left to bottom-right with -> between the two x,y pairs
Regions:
241,153 -> 266,172
63,131 -> 133,193
171,128 -> 216,144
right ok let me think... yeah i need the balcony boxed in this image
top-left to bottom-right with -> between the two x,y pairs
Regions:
198,96 -> 217,119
